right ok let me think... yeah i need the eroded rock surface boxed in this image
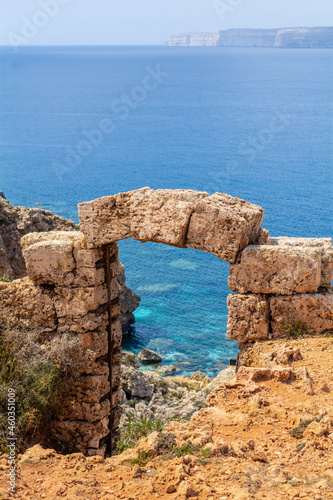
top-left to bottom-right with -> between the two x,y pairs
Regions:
270,291 -> 333,336
0,195 -> 75,279
229,244 -> 322,294
9,337 -> 333,500
227,294 -> 270,342
78,188 -> 266,263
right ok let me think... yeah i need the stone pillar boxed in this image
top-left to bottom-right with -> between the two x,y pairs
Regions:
227,237 -> 333,345
17,230 -> 123,456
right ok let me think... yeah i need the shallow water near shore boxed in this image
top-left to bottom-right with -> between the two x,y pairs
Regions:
0,46 -> 332,376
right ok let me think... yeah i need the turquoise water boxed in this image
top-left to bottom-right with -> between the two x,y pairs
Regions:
0,46 -> 332,376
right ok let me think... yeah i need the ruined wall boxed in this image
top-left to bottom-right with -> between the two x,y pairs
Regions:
1,188 -> 333,456
0,231 -> 123,456
227,237 -> 333,347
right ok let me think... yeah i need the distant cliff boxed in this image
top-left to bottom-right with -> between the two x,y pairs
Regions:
165,27 -> 333,48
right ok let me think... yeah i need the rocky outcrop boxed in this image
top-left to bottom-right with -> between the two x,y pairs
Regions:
2,188 -> 332,458
0,194 -> 75,279
217,28 -> 279,47
78,188 -> 265,264
120,351 -> 236,427
9,336 -> 333,500
116,264 -> 141,331
165,27 -> 333,48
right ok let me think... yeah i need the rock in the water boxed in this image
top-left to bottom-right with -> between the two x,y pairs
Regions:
155,365 -> 178,376
138,348 -> 163,364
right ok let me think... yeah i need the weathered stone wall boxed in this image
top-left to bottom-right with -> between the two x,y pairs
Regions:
227,237 -> 333,345
0,231 -> 123,456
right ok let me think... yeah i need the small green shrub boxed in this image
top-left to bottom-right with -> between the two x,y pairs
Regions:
174,440 -> 203,457
117,415 -> 164,454
289,417 -> 322,439
16,362 -> 63,431
130,450 -> 154,467
195,400 -> 206,408
279,308 -> 312,337
156,432 -> 176,453
0,277 -> 11,283
296,441 -> 307,452
0,328 -> 81,452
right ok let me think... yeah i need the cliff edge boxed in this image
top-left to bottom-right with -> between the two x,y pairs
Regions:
165,27 -> 333,48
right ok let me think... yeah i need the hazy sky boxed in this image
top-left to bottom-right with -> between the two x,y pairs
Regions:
1,0 -> 332,46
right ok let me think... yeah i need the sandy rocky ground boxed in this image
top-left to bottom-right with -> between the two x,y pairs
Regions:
1,336 -> 333,500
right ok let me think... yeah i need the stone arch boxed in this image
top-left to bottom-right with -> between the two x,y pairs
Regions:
1,188 -> 332,456
77,187 -> 267,262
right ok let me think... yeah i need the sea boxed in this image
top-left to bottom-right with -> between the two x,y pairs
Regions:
0,46 -> 332,377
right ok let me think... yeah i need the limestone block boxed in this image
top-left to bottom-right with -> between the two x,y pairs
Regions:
78,187 -> 209,248
79,188 -> 265,263
270,237 -> 333,288
111,320 -> 123,349
270,292 -> 333,336
57,311 -> 109,334
186,193 -> 264,263
0,277 -> 56,330
73,245 -> 104,268
227,294 -> 270,342
59,397 -> 110,423
229,245 -> 322,294
54,285 -> 108,318
112,386 -> 123,408
50,417 -> 110,451
21,231 -> 80,285
79,331 -> 108,357
22,231 -> 108,287
65,375 -> 110,405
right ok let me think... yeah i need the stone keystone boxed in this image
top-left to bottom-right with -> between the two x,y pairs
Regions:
78,188 -> 265,263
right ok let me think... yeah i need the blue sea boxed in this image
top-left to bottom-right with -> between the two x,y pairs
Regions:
0,46 -> 332,377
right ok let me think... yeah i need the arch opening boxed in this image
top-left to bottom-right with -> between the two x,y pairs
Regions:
1,188 -> 332,457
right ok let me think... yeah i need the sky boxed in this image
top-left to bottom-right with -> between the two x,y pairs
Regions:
0,0 -> 332,46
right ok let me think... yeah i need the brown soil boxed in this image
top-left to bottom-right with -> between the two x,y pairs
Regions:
1,336 -> 333,500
